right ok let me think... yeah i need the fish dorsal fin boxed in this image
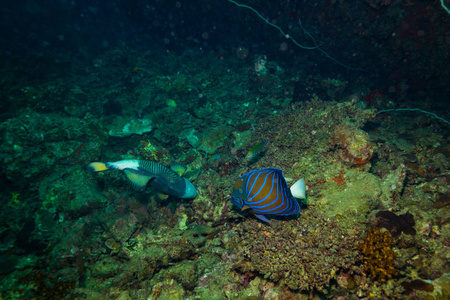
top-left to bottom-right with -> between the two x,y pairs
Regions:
138,161 -> 181,185
123,169 -> 155,191
170,162 -> 187,177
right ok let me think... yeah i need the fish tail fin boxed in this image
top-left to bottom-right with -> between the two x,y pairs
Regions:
86,162 -> 110,173
290,178 -> 306,199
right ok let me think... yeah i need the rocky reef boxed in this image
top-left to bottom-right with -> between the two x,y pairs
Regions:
0,45 -> 449,300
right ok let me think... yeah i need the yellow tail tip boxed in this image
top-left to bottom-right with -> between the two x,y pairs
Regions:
86,162 -> 109,172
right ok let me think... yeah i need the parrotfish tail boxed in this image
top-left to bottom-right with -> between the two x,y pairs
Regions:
86,162 -> 110,173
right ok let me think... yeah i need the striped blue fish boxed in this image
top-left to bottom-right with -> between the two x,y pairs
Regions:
231,168 -> 306,223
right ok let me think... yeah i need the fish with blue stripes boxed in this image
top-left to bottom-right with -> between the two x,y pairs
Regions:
87,160 -> 197,199
231,168 -> 306,223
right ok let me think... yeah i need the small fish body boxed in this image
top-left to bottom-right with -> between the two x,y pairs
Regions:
137,98 -> 144,119
246,141 -> 267,160
231,168 -> 306,223
87,160 -> 197,199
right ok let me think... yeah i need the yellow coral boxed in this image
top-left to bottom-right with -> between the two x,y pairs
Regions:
8,192 -> 21,207
359,228 -> 398,281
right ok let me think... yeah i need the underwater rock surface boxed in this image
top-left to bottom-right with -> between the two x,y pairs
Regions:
0,1 -> 449,296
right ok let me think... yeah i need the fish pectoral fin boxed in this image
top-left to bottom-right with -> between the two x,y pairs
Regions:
167,201 -> 180,213
157,192 -> 169,200
170,162 -> 187,177
241,206 -> 251,211
254,214 -> 271,224
123,169 -> 155,191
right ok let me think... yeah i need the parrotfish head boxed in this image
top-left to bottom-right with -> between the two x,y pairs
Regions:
180,178 -> 197,199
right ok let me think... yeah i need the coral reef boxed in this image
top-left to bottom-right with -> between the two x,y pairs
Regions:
138,140 -> 171,163
107,117 -> 153,137
0,112 -> 103,187
18,272 -> 76,300
375,211 -> 416,237
359,228 -> 398,281
228,211 -> 361,292
401,279 -> 434,295
197,125 -> 233,156
330,124 -> 375,166
0,29 -> 448,300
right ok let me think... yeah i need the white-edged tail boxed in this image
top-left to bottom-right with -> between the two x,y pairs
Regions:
290,178 -> 306,199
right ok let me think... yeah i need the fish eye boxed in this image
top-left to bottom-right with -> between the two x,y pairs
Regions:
238,188 -> 243,194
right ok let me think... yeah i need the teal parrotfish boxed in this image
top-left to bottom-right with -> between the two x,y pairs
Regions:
87,160 -> 197,199
246,141 -> 267,159
231,168 -> 306,223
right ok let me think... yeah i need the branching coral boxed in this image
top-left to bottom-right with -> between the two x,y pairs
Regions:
359,228 -> 398,281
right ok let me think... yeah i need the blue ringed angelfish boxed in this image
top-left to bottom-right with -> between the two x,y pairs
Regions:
86,160 -> 197,199
231,168 -> 306,223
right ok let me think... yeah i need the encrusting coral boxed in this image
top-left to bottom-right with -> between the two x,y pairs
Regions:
330,124 -> 374,166
228,210 -> 361,292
